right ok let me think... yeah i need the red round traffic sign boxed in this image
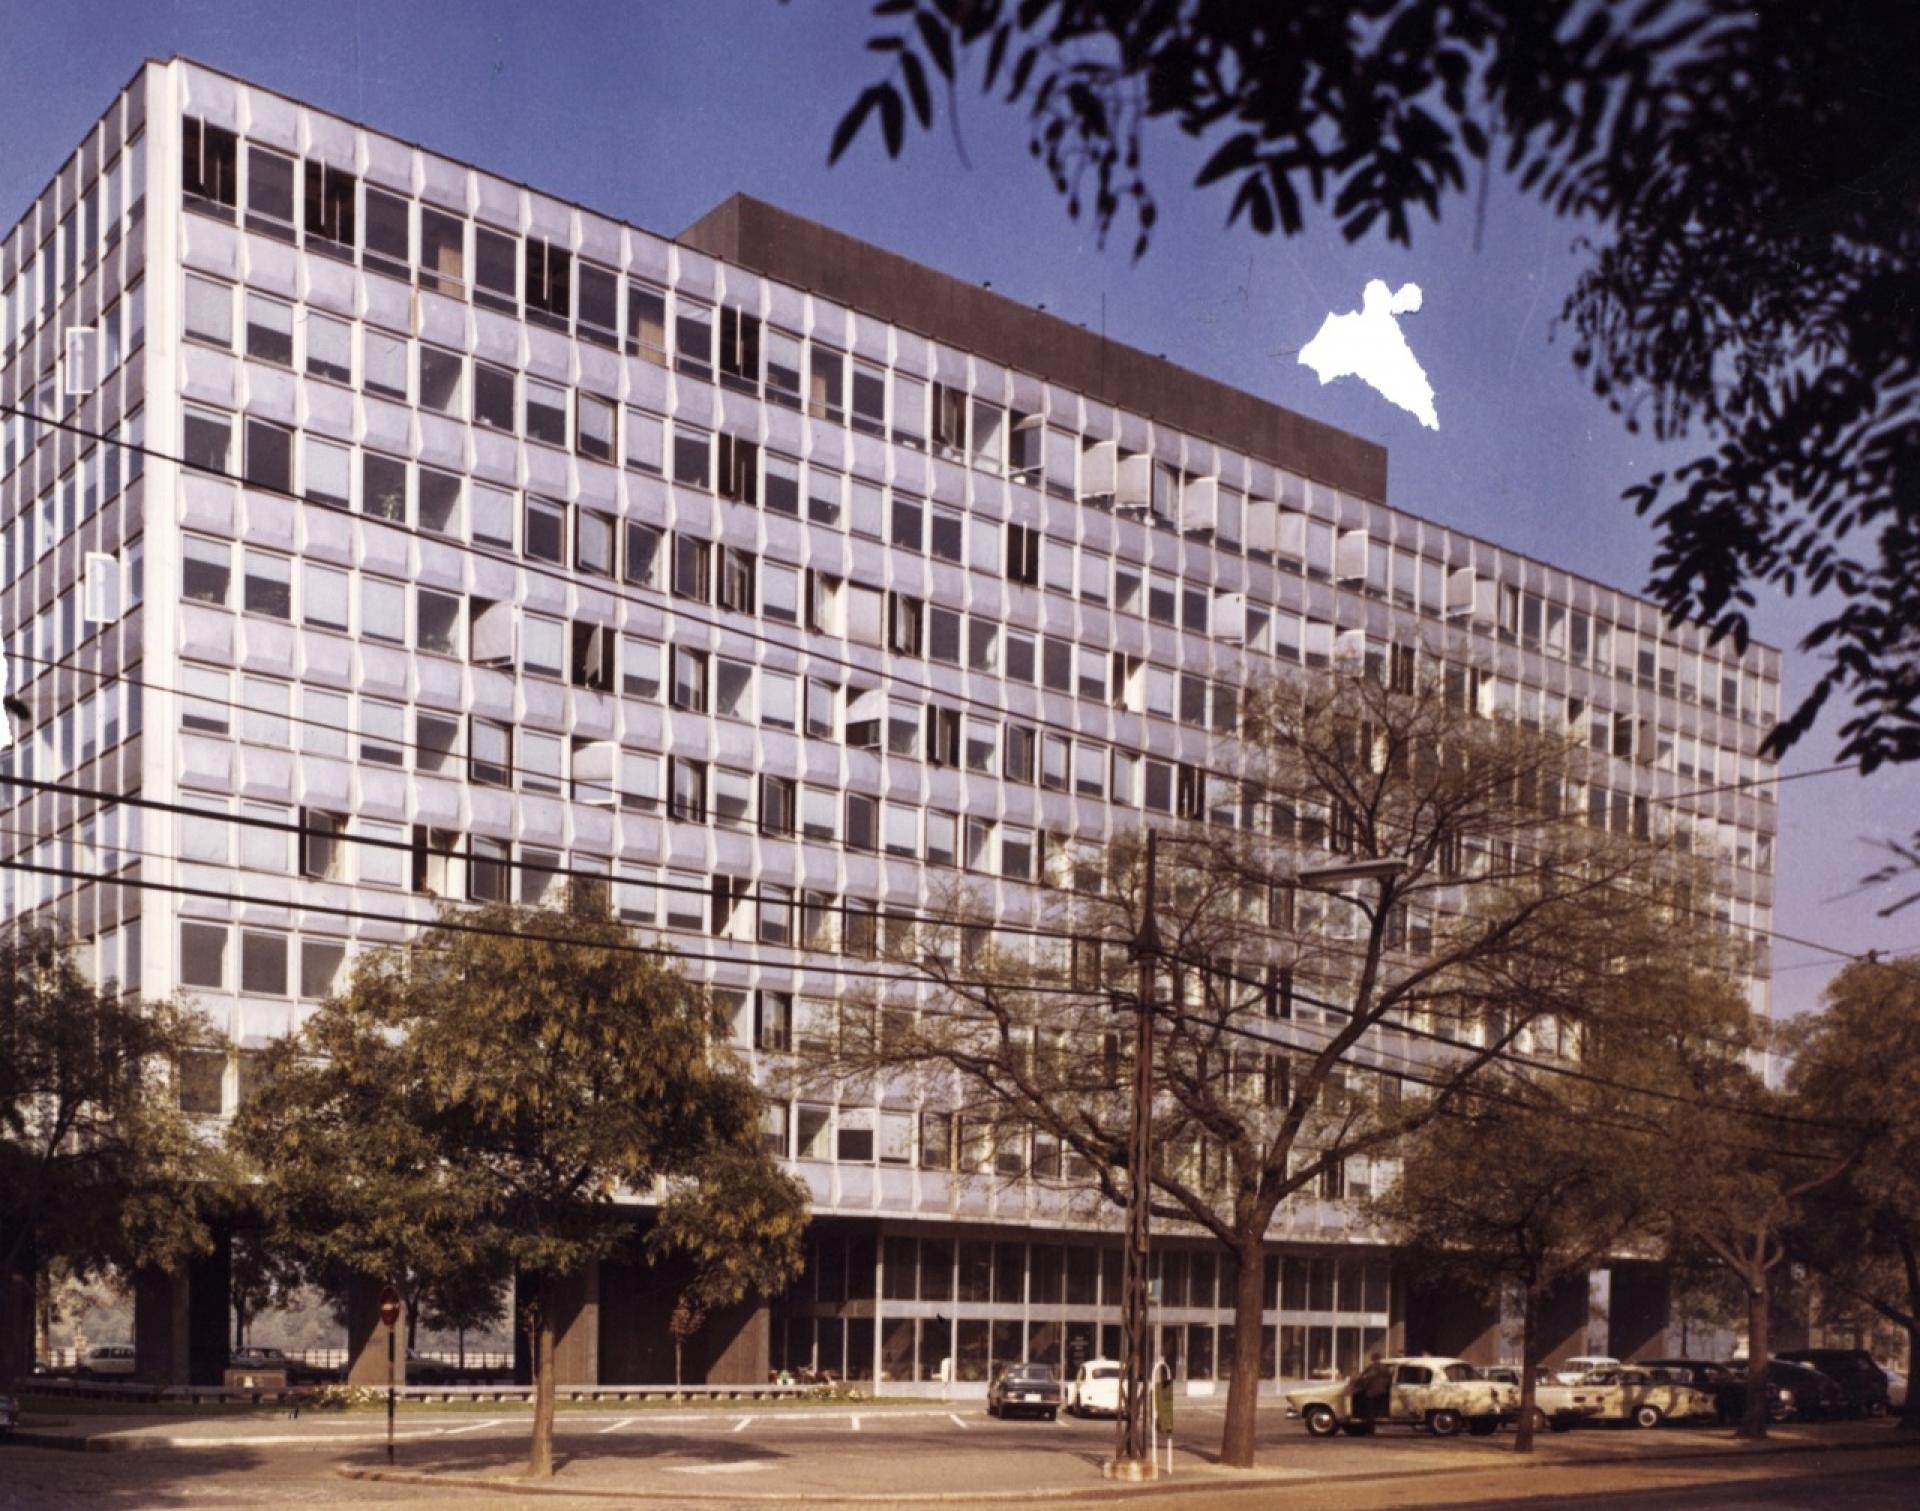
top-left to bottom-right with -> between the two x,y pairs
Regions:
378,1285 -> 402,1328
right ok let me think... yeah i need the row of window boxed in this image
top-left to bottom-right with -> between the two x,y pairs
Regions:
3,128 -> 143,362
170,120 -> 1775,706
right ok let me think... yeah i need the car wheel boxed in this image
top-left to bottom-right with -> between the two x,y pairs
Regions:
1046,1409 -> 1058,1422
1303,1404 -> 1340,1438
1428,1408 -> 1464,1437
987,1400 -> 999,1418
1632,1405 -> 1664,1430
1549,1415 -> 1576,1434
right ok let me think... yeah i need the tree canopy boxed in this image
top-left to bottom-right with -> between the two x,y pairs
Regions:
0,923 -> 220,1375
828,0 -> 1920,770
234,901 -> 808,1476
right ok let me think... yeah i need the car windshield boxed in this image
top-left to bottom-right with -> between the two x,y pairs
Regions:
1088,1366 -> 1119,1379
1008,1364 -> 1055,1381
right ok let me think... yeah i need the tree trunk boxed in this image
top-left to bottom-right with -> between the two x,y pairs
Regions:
674,1335 -> 684,1390
1514,1284 -> 1539,1454
1218,1239 -> 1267,1469
458,1326 -> 466,1372
1739,1278 -> 1770,1441
527,1288 -> 557,1478
1901,1322 -> 1919,1435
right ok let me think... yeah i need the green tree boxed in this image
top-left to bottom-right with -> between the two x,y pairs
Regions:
1372,1083 -> 1652,1451
228,1229 -> 306,1349
827,0 -> 1920,769
803,663 -> 1697,1467
0,922 -> 220,1377
1608,969 -> 1857,1439
235,901 -> 806,1478
1785,960 -> 1920,1430
418,1268 -> 509,1373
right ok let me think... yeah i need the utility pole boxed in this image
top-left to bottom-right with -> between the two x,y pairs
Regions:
1112,830 -> 1158,1480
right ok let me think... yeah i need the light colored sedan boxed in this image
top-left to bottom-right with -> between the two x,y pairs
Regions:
1535,1366 -> 1717,1428
1286,1356 -> 1518,1438
1065,1359 -> 1125,1417
77,1344 -> 136,1378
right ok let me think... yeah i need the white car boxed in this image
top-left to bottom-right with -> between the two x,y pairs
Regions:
1883,1366 -> 1907,1410
77,1344 -> 137,1378
1534,1366 -> 1717,1429
1549,1354 -> 1620,1385
1065,1359 -> 1125,1417
1285,1356 -> 1519,1438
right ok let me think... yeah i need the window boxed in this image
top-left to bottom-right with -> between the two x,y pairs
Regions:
672,647 -> 708,712
182,408 -> 231,474
713,767 -> 753,829
523,615 -> 565,678
845,793 -> 877,852
473,224 -> 517,313
473,362 -> 515,431
469,837 -> 510,901
891,495 -> 924,552
627,281 -> 667,361
418,468 -> 461,535
301,689 -> 348,758
471,483 -> 514,548
363,328 -> 407,401
179,920 -> 228,990
673,425 -> 711,488
184,275 -> 231,346
183,118 -> 238,212
300,808 -> 345,880
675,298 -> 713,378
416,710 -> 461,774
361,452 -> 406,522
360,577 -> 406,643
670,758 -> 707,822
884,803 -> 919,858
242,550 -> 291,619
181,535 -> 230,606
416,588 -> 461,655
578,392 -> 614,462
181,664 -> 230,734
715,658 -> 753,719
240,676 -> 291,747
525,379 -> 568,447
418,346 -> 462,414
363,187 -> 410,279
761,562 -> 800,624
299,939 -> 346,1000
718,433 -> 758,503
244,292 -> 292,364
673,535 -> 711,601
419,206 -> 465,295
470,719 -> 512,787
245,145 -> 294,238
761,670 -> 798,729
303,159 -> 356,250
851,361 -> 885,434
766,329 -> 802,408
300,562 -> 348,631
306,312 -> 351,383
576,510 -> 613,577
359,698 -> 406,767
625,408 -> 664,474
525,497 -> 566,564
520,733 -> 563,796
808,467 -> 843,527
577,262 -> 618,346
622,637 -> 663,700
244,418 -> 292,493
719,305 -> 761,390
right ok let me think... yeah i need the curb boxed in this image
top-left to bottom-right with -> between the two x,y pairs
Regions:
331,1429 -> 1920,1505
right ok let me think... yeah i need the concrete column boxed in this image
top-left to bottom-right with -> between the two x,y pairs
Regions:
1404,1277 -> 1500,1364
1607,1262 -> 1671,1361
1536,1272 -> 1591,1368
132,1229 -> 231,1386
702,1300 -> 770,1385
344,1272 -> 407,1388
0,1262 -> 36,1383
514,1261 -> 601,1387
599,1254 -> 677,1385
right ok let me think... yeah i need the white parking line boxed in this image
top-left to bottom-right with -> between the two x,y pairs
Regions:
440,1418 -> 504,1436
850,1414 -> 862,1432
596,1416 -> 635,1434
948,1412 -> 969,1430
667,1462 -> 773,1475
731,1415 -> 752,1432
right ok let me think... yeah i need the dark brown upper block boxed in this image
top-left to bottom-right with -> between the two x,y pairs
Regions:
679,194 -> 1388,505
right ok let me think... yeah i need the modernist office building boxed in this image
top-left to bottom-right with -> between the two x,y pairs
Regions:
0,59 -> 1782,1389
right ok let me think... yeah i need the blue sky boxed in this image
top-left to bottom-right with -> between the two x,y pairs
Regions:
3,0 -> 1913,1015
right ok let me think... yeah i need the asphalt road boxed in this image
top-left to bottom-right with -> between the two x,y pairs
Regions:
2,1404 -> 1913,1509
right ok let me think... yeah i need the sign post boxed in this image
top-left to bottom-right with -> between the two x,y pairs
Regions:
378,1285 -> 402,1466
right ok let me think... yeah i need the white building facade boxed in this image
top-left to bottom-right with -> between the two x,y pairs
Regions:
0,59 -> 1782,1389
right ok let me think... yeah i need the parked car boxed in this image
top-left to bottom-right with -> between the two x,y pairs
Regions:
405,1349 -> 462,1386
1547,1354 -> 1621,1385
1285,1356 -> 1518,1438
1064,1359 -> 1125,1417
1533,1366 -> 1717,1429
1777,1350 -> 1891,1418
0,1392 -> 17,1434
1729,1357 -> 1852,1420
230,1346 -> 335,1386
987,1361 -> 1063,1420
75,1344 -> 136,1378
1882,1366 -> 1907,1411
1640,1358 -> 1788,1424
